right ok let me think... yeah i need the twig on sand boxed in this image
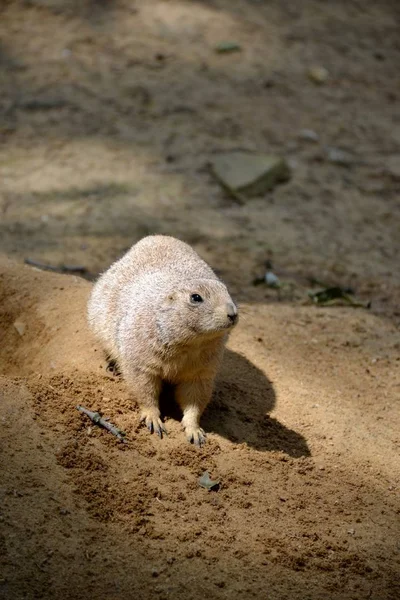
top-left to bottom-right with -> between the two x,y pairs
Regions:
76,405 -> 127,443
25,258 -> 87,275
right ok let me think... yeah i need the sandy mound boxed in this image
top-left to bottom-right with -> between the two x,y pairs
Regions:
0,258 -> 399,600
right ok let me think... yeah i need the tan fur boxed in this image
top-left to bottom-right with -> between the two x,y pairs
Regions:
87,235 -> 238,445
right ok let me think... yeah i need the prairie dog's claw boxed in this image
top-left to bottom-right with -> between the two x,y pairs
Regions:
140,412 -> 167,439
156,424 -> 167,438
186,427 -> 206,447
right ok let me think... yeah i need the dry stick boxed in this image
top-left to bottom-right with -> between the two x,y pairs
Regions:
25,258 -> 87,274
76,405 -> 127,443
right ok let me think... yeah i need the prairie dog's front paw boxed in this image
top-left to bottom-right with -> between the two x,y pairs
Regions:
140,410 -> 167,438
185,426 -> 206,447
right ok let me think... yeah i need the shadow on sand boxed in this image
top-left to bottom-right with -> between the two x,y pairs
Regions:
160,348 -> 310,458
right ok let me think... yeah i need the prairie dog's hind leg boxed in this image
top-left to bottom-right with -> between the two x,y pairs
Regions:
122,363 -> 166,437
175,379 -> 214,446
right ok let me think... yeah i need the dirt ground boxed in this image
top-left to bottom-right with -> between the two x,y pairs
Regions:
0,1 -> 399,599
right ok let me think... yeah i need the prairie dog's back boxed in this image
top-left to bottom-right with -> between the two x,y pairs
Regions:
111,235 -> 216,282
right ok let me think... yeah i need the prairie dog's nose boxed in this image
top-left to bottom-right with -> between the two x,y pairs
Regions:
227,302 -> 238,324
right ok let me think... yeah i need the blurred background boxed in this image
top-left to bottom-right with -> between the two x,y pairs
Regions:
0,0 -> 399,314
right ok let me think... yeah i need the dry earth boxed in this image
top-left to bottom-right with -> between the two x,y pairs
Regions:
0,1 -> 399,599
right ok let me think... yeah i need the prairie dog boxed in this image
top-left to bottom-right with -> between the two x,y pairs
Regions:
87,235 -> 238,445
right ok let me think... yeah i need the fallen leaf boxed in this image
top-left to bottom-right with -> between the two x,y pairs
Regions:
309,287 -> 370,308
215,42 -> 242,54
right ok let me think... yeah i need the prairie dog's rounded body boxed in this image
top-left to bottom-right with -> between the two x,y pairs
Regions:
87,235 -> 238,445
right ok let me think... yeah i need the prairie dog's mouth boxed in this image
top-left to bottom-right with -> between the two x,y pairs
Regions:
215,317 -> 238,331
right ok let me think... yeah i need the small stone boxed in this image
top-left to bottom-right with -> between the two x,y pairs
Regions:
198,471 -> 220,491
264,271 -> 280,288
347,528 -> 355,535
13,321 -> 26,336
326,147 -> 354,166
210,151 -> 291,199
299,129 -> 319,142
307,66 -> 329,84
151,569 -> 159,578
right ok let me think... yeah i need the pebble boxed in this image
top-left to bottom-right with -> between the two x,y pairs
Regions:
326,147 -> 354,166
299,129 -> 319,142
264,271 -> 280,288
13,321 -> 26,336
307,66 -> 329,84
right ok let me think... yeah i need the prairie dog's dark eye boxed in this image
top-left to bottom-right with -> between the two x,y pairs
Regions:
190,293 -> 203,304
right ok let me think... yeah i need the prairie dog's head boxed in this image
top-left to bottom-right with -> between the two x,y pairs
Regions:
157,279 -> 238,345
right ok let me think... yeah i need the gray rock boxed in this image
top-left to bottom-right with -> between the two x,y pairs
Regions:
299,129 -> 319,142
307,66 -> 329,84
264,272 -> 280,288
326,147 -> 354,166
210,151 -> 291,200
